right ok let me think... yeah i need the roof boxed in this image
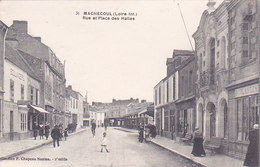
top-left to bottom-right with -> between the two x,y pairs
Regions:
5,44 -> 41,82
173,50 -> 194,57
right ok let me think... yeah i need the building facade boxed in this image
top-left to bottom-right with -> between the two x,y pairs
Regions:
2,43 -> 42,141
154,50 -> 195,139
193,0 -> 259,159
0,21 -> 8,138
7,20 -> 66,129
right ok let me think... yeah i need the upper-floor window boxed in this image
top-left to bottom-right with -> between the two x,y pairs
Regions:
30,86 -> 34,104
242,23 -> 249,31
21,84 -> 24,100
173,77 -> 175,100
189,70 -> 192,93
243,37 -> 248,44
181,76 -> 185,96
10,79 -> 14,102
155,89 -> 158,105
159,86 -> 161,104
36,89 -> 39,105
166,81 -> 169,103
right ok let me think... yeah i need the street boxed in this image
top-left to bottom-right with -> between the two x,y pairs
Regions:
0,128 -> 201,167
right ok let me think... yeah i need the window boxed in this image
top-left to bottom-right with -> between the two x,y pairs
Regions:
21,113 -> 27,131
181,76 -> 185,96
203,61 -> 206,67
30,87 -> 34,104
164,110 -> 169,131
237,95 -> 259,141
166,81 -> 169,103
243,37 -> 248,44
21,84 -> 24,100
243,50 -> 249,58
230,17 -> 235,25
189,70 -> 192,93
217,40 -> 220,47
173,77 -> 175,100
36,89 -> 39,105
10,79 -> 14,102
155,90 -> 157,105
170,110 -> 175,132
159,86 -> 161,104
242,23 -> 249,31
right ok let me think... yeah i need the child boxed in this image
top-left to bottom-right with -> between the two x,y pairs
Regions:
64,128 -> 68,141
101,132 -> 109,153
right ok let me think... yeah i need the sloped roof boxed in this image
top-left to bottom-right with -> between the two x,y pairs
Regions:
173,50 -> 194,57
5,44 -> 40,82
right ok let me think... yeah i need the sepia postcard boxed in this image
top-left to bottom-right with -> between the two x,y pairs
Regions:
0,0 -> 259,166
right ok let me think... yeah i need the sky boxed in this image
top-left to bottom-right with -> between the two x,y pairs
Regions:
0,0 -> 223,103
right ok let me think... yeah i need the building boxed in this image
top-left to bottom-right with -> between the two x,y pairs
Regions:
83,101 -> 90,127
193,0 -> 259,159
154,50 -> 195,139
65,85 -> 84,129
2,43 -> 42,141
6,20 -> 66,129
0,21 -> 8,138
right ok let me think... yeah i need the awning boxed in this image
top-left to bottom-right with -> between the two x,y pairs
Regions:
30,105 -> 49,113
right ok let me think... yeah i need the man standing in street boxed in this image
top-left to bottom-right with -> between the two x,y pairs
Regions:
91,120 -> 96,137
51,125 -> 61,148
45,123 -> 50,140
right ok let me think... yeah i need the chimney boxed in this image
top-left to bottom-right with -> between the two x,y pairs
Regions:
207,0 -> 216,13
12,20 -> 28,34
68,85 -> 72,90
34,37 -> 41,42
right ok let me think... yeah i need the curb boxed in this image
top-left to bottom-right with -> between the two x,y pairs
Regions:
0,128 -> 87,160
150,140 -> 207,167
115,128 -> 207,167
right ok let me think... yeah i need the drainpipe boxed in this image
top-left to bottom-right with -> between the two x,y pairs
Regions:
1,26 -> 8,137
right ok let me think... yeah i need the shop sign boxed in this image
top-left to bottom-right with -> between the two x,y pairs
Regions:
235,84 -> 259,98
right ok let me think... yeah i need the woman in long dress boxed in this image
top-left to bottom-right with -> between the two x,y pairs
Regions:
191,127 -> 206,157
244,124 -> 259,167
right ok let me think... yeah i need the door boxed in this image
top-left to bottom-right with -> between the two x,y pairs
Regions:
10,111 -> 14,141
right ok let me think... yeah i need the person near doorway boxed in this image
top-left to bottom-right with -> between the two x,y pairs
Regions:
191,127 -> 206,157
51,125 -> 61,148
244,124 -> 259,167
32,123 -> 38,140
39,124 -> 44,140
64,128 -> 68,141
45,123 -> 50,140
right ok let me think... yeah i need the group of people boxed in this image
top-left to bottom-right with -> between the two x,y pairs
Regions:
138,124 -> 157,143
32,123 -> 69,148
190,124 -> 259,167
32,123 -> 50,140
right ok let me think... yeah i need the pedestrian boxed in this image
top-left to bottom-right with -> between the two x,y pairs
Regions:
138,126 -> 144,143
45,123 -> 50,140
191,127 -> 206,157
39,124 -> 44,140
32,123 -> 38,140
51,125 -> 61,148
64,128 -> 68,141
101,132 -> 109,153
104,123 -> 108,131
244,124 -> 259,167
59,124 -> 63,141
91,121 -> 96,137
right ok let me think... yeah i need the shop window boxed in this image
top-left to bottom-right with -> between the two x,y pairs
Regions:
237,95 -> 259,141
170,110 -> 175,132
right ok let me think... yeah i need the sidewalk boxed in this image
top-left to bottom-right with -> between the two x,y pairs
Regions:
115,127 -> 244,167
0,128 -> 87,160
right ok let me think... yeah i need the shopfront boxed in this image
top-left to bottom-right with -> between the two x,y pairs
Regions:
227,82 -> 259,159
